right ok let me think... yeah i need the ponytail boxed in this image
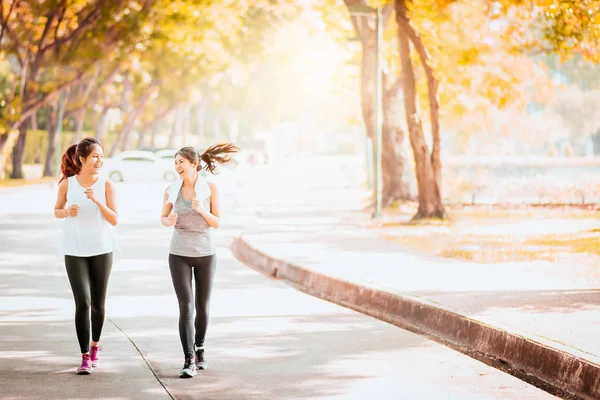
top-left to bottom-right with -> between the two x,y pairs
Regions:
199,143 -> 240,174
59,144 -> 80,183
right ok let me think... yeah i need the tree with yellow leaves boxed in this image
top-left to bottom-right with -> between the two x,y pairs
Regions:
394,0 -> 600,218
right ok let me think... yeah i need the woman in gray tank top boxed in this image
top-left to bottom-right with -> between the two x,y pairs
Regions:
160,144 -> 239,378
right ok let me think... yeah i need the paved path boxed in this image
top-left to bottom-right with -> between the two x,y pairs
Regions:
0,164 -> 557,399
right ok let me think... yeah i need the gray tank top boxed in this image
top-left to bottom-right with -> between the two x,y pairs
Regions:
169,188 -> 215,257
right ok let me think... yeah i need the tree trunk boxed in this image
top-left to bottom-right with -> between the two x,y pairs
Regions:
95,107 -> 109,142
31,111 -> 38,131
150,125 -> 158,148
43,104 -> 59,177
9,63 -> 34,180
11,120 -> 29,179
0,134 -> 9,178
182,105 -> 191,145
110,81 -> 157,156
592,129 -> 600,155
396,0 -> 445,219
72,68 -> 100,143
30,113 -> 43,163
211,111 -> 222,143
196,103 -> 206,145
229,118 -> 239,143
397,0 -> 442,187
382,77 -> 411,205
167,108 -> 181,149
0,130 -> 19,179
136,129 -> 147,149
0,134 -> 7,154
108,74 -> 132,156
138,106 -> 174,149
74,108 -> 85,141
345,1 -> 411,202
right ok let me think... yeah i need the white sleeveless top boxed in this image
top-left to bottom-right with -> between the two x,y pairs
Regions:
61,175 -> 117,257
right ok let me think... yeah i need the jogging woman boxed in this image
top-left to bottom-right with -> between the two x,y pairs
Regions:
160,144 -> 238,378
53,137 -> 118,374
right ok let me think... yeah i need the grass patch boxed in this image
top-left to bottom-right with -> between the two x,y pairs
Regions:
380,205 -> 600,264
381,218 -> 451,228
439,248 -> 475,260
0,176 -> 56,188
527,235 -> 600,255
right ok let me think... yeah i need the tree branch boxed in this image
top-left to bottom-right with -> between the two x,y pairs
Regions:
17,54 -> 28,102
31,11 -> 58,75
139,104 -> 175,135
87,61 -> 123,108
382,4 -> 394,24
0,9 -> 25,65
82,66 -> 100,100
16,66 -> 94,128
39,0 -> 105,55
53,1 -> 67,56
111,79 -> 160,154
0,0 -> 19,49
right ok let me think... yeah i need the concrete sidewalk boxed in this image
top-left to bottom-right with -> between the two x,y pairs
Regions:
232,204 -> 600,400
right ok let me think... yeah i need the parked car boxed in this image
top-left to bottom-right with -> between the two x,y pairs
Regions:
155,148 -> 178,163
104,150 -> 177,182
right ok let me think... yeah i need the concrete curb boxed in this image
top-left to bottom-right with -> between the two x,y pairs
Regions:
231,236 -> 281,278
231,235 -> 600,400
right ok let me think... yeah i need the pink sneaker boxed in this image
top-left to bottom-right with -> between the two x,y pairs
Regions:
90,345 -> 101,367
77,353 -> 92,375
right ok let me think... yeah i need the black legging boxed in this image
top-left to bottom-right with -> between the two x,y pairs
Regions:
168,254 -> 217,358
65,253 -> 113,354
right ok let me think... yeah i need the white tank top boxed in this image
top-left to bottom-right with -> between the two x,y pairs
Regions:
61,175 -> 117,257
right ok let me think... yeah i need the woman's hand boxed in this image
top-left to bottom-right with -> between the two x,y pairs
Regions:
195,183 -> 221,229
166,213 -> 178,226
191,198 -> 207,214
85,187 -> 99,204
67,205 -> 79,217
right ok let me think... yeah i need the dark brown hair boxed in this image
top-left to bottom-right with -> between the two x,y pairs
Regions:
176,143 -> 239,174
59,137 -> 103,183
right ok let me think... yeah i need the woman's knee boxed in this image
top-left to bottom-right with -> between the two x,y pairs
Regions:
75,296 -> 91,311
91,302 -> 105,316
195,303 -> 210,321
178,301 -> 194,318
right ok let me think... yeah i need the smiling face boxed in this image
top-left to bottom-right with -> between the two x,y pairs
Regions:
174,154 -> 198,179
79,144 -> 104,174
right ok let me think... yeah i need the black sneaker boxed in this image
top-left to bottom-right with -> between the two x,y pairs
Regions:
179,357 -> 197,378
195,348 -> 208,370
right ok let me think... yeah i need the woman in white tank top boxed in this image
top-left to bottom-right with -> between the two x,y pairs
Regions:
53,137 -> 118,375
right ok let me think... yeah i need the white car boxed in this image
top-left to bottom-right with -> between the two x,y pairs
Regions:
155,149 -> 178,163
104,150 -> 177,182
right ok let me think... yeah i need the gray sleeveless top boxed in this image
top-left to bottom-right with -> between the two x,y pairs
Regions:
169,188 -> 215,257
